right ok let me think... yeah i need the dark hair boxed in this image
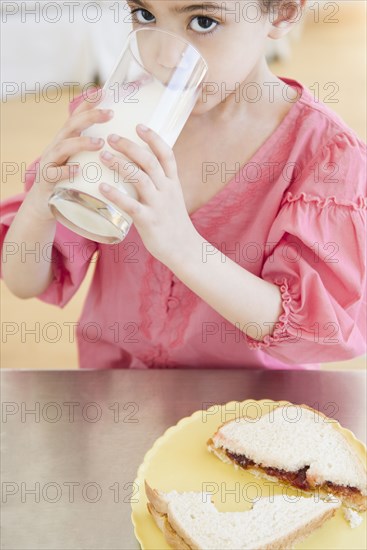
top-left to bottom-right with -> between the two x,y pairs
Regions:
260,0 -> 272,9
258,0 -> 283,14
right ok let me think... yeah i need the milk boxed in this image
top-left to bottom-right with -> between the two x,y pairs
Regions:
54,79 -> 164,220
50,77 -> 197,240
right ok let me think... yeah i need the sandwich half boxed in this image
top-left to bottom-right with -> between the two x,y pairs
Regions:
145,480 -> 341,549
207,404 -> 367,511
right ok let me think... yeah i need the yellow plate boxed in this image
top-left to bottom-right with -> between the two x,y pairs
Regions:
131,399 -> 367,549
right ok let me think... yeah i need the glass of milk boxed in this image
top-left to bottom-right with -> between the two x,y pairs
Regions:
48,28 -> 208,244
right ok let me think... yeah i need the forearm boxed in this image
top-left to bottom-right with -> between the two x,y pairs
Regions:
166,229 -> 284,341
1,187 -> 57,299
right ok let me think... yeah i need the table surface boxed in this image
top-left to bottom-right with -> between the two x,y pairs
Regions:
1,368 -> 366,550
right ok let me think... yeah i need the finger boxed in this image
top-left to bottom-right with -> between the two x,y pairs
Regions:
57,107 -> 114,140
107,133 -> 166,189
99,150 -> 155,204
136,124 -> 178,180
99,182 -> 144,220
71,88 -> 106,115
43,136 -> 105,167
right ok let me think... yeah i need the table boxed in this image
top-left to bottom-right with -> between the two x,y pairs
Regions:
1,368 -> 366,549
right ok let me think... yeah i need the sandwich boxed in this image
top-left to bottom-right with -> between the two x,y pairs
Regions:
207,403 -> 367,511
145,480 -> 341,549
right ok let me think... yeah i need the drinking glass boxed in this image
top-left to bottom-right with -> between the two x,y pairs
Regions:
48,28 -> 208,244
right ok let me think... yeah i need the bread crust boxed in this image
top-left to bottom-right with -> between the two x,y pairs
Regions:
207,403 -> 367,511
145,481 -> 192,549
145,481 -> 339,550
147,501 -> 192,550
145,481 -> 169,515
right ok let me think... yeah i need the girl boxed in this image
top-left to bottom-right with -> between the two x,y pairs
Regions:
1,0 -> 366,369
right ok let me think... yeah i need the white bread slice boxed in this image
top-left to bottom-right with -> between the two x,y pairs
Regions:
145,480 -> 341,549
207,404 -> 367,511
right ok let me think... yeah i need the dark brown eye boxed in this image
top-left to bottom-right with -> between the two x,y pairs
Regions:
130,8 -> 155,23
189,16 -> 218,34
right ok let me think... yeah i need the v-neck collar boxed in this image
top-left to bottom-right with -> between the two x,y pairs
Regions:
189,76 -> 306,221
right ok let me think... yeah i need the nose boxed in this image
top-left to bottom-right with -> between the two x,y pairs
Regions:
155,36 -> 186,69
135,30 -> 204,88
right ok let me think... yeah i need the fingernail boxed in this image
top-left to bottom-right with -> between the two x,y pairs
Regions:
109,134 -> 120,142
100,183 -> 111,192
101,109 -> 114,117
137,124 -> 149,132
101,151 -> 113,160
91,137 -> 104,145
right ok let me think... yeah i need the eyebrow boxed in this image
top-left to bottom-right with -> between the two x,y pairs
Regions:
127,0 -> 232,14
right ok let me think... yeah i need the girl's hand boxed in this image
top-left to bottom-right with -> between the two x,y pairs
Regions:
26,90 -> 113,222
98,125 -> 198,265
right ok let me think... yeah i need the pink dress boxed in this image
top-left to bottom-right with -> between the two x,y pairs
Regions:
1,77 -> 366,369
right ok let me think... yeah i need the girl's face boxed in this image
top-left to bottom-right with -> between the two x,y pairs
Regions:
125,0 -> 276,115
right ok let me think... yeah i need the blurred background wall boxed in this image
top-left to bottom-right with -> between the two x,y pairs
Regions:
1,0 -> 366,369
1,0 -> 132,95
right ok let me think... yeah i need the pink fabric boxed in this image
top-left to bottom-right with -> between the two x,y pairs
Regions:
1,76 -> 366,369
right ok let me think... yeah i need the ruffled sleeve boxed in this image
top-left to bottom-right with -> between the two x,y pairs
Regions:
245,133 -> 367,363
0,89 -> 100,308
